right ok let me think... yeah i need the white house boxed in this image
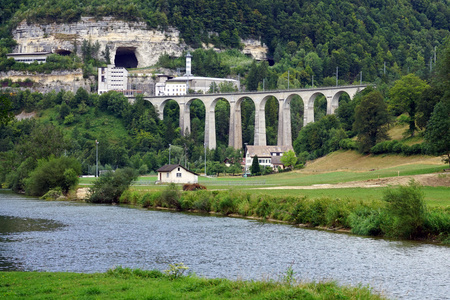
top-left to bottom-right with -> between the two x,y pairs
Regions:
244,145 -> 294,173
156,164 -> 198,184
98,64 -> 129,95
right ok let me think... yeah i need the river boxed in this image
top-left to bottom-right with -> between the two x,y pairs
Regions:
0,190 -> 448,299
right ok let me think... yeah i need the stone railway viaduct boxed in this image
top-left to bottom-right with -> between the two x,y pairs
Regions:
140,85 -> 367,150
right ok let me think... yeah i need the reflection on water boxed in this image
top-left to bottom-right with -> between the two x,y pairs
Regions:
0,216 -> 65,235
0,190 -> 449,300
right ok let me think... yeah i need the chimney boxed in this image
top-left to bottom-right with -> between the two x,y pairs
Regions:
185,51 -> 192,76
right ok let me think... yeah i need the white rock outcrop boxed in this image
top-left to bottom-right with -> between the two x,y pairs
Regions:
13,17 -> 185,67
12,17 -> 268,67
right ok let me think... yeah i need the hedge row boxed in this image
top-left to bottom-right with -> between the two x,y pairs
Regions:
370,140 -> 425,155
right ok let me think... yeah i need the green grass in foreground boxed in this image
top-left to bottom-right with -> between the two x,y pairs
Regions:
0,268 -> 386,299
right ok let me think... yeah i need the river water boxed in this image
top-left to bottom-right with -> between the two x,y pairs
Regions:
0,190 -> 448,299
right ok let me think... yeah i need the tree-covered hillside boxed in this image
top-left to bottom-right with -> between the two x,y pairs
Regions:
1,0 -> 449,197
1,0 -> 449,83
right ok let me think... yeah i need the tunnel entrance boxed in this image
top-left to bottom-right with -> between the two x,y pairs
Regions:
54,49 -> 72,56
115,47 -> 138,68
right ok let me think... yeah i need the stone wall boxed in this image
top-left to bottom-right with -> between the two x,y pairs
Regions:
0,70 -> 92,94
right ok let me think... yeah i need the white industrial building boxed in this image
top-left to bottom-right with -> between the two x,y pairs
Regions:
98,64 -> 129,95
6,52 -> 52,64
155,52 -> 239,96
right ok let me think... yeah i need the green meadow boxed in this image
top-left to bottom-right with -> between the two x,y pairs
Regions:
0,268 -> 386,299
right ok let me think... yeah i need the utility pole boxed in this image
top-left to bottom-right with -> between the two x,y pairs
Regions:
287,70 -> 290,90
360,71 -> 362,85
95,140 -> 99,177
238,74 -> 241,92
169,144 -> 171,165
204,143 -> 207,176
184,144 -> 187,168
312,75 -> 314,87
244,142 -> 248,177
336,67 -> 338,86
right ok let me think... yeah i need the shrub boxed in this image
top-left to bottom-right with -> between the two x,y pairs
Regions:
24,156 -> 81,196
404,143 -> 423,155
183,183 -> 207,191
349,207 -> 383,236
307,198 -> 330,226
161,183 -> 181,209
370,141 -> 389,154
218,194 -> 235,215
291,199 -> 310,224
423,208 -> 450,241
119,190 -> 140,205
339,138 -> 358,150
192,191 -> 212,212
40,188 -> 64,200
386,140 -> 399,153
392,142 -> 406,154
139,193 -> 155,208
255,197 -> 272,218
325,199 -> 352,228
381,181 -> 426,239
87,168 -> 138,204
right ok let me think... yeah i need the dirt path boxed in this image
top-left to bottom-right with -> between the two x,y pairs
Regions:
257,173 -> 450,190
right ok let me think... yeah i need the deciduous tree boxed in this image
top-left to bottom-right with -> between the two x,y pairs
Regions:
280,150 -> 297,169
389,74 -> 429,137
424,99 -> 450,166
353,90 -> 389,153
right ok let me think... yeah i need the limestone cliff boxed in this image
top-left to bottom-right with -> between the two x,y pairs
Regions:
12,17 -> 184,68
12,17 -> 268,68
0,70 -> 91,94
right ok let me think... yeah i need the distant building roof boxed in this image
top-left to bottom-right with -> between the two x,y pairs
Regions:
167,76 -> 238,83
271,156 -> 283,165
6,52 -> 52,56
157,164 -> 198,175
246,145 -> 294,158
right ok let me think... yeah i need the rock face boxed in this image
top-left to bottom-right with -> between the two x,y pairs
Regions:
12,17 -> 268,67
0,70 -> 92,94
13,17 -> 185,67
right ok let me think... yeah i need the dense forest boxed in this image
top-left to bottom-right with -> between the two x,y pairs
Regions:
1,0 -> 450,82
0,0 -> 449,197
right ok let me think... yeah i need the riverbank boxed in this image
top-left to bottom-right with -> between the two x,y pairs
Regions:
103,181 -> 449,244
0,268 -> 386,299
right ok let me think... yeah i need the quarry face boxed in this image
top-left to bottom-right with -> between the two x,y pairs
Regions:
12,17 -> 186,68
12,17 -> 268,68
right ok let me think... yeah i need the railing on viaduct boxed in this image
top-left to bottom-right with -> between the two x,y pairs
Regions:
133,85 -> 368,150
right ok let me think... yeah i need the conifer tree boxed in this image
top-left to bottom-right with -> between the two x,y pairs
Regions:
250,155 -> 261,175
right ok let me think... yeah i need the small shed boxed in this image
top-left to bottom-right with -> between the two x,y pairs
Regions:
156,164 -> 198,184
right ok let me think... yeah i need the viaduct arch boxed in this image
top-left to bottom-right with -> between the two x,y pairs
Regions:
142,85 -> 367,149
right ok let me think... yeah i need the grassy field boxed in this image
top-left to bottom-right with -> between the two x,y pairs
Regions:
0,269 -> 386,299
79,151 -> 450,207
